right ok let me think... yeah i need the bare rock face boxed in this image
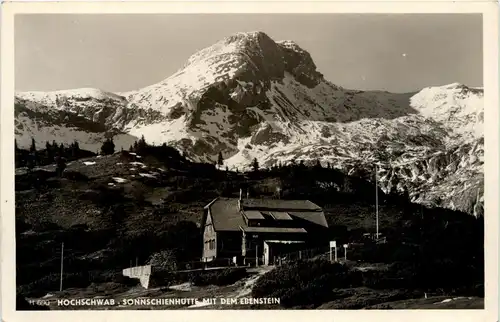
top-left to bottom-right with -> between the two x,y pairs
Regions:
14,31 -> 484,216
278,40 -> 324,88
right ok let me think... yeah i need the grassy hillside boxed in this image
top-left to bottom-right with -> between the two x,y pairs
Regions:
15,144 -> 484,309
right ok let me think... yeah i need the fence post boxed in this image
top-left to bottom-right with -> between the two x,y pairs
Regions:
255,245 -> 258,267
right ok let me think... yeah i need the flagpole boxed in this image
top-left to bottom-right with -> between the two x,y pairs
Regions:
60,242 -> 64,292
375,164 -> 379,241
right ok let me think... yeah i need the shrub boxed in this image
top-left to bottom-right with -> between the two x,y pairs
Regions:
63,170 -> 89,182
252,260 -> 356,308
130,184 -> 147,203
15,170 -> 57,191
189,268 -> 248,286
32,221 -> 62,232
17,272 -> 91,297
216,181 -> 237,197
148,250 -> 178,272
108,204 -> 127,226
110,273 -> 140,287
15,217 -> 32,234
319,289 -> 415,309
83,183 -> 126,207
162,190 -> 198,204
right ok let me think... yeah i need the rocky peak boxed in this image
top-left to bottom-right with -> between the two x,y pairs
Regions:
223,31 -> 275,47
277,40 -> 324,88
181,31 -> 323,88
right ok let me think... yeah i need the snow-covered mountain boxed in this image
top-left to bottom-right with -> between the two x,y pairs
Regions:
14,31 -> 484,216
15,89 -> 137,152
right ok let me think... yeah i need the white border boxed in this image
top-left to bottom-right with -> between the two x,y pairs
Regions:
1,2 -> 498,322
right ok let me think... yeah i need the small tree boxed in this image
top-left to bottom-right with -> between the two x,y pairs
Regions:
251,158 -> 259,172
29,138 -> 38,166
74,140 -> 80,152
314,159 -> 322,168
26,154 -> 35,173
100,138 -> 115,155
109,139 -> 116,154
55,154 -> 67,177
15,140 -> 22,168
217,151 -> 224,168
30,137 -> 36,153
45,141 -> 54,165
71,141 -> 80,158
136,135 -> 147,154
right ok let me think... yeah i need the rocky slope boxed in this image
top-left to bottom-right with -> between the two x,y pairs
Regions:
14,31 -> 484,216
15,89 -> 137,152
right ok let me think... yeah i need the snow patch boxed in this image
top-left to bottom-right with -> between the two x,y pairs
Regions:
168,282 -> 192,292
139,173 -> 157,178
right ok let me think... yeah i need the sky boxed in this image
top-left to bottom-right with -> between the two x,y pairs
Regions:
15,14 -> 483,93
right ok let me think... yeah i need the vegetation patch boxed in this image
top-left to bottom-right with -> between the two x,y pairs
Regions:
252,260 -> 357,308
189,268 -> 249,287
14,136 -> 484,309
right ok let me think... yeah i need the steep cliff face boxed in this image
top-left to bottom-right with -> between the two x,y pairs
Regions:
14,31 -> 484,216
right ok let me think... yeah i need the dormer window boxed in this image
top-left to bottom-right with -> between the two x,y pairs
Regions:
242,210 -> 265,227
268,211 -> 293,221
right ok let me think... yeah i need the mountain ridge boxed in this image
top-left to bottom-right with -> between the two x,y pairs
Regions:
14,31 -> 484,216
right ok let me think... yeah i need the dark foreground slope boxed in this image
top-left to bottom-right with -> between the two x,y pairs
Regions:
15,147 -> 483,308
